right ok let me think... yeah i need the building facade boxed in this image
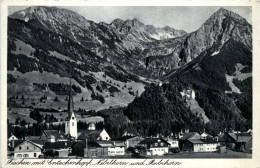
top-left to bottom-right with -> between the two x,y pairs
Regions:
14,140 -> 43,158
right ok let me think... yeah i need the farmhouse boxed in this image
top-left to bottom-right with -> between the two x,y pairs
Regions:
97,141 -> 126,156
220,132 -> 252,151
13,140 -> 43,158
113,136 -> 144,149
44,141 -> 74,158
40,130 -> 69,142
78,129 -> 110,141
164,137 -> 179,148
182,139 -> 219,152
179,132 -> 201,151
138,137 -> 170,156
72,140 -> 125,157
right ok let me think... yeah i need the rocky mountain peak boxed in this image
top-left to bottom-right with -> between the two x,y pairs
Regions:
125,18 -> 145,28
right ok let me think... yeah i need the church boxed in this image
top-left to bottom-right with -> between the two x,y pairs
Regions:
65,84 -> 77,139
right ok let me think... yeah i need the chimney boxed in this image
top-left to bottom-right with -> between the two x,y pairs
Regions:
113,141 -> 116,147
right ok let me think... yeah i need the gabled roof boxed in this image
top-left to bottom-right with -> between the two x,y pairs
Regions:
78,130 -> 103,140
25,136 -> 40,140
14,140 -> 43,150
72,140 -> 102,148
11,140 -> 24,148
236,133 -> 252,142
189,139 -> 204,144
45,141 -> 75,149
96,140 -> 126,147
139,138 -> 170,146
189,138 -> 217,144
112,136 -> 136,141
227,133 -> 237,140
42,130 -> 68,140
181,132 -> 200,140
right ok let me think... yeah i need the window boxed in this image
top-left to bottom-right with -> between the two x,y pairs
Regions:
72,122 -> 74,126
154,149 -> 156,151
34,153 -> 37,157
161,143 -> 164,146
155,143 -> 158,146
72,117 -> 74,120
23,154 -> 28,157
27,146 -> 29,150
17,154 -> 22,158
19,147 -> 22,150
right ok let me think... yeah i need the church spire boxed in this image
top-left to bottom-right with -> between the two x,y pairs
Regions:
67,77 -> 74,119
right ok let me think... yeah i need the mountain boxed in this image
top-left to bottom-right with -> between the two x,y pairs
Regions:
178,8 -> 252,64
7,6 -> 252,136
9,6 -> 187,79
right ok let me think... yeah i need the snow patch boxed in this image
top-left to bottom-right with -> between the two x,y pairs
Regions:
211,50 -> 220,56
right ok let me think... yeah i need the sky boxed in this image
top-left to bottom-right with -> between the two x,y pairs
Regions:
8,6 -> 252,33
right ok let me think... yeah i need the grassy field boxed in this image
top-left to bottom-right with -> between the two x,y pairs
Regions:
151,150 -> 252,158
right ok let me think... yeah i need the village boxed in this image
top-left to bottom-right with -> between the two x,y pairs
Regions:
7,86 -> 252,159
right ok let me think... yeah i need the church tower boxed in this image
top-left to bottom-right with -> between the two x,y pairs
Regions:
65,82 -> 77,139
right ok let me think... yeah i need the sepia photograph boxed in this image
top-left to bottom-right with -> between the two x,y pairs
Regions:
1,1 -> 260,167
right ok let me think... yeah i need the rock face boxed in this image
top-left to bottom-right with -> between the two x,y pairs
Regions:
179,8 -> 252,64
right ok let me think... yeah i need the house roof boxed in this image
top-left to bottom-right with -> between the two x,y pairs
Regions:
77,130 -> 103,140
14,140 -> 43,150
226,132 -> 252,142
11,140 -> 24,148
139,138 -> 170,146
181,132 -> 200,140
189,139 -> 204,144
96,140 -> 126,147
189,138 -> 217,144
112,136 -> 136,141
42,130 -> 68,140
96,141 -> 114,147
72,140 -> 102,148
25,136 -> 40,140
45,141 -> 75,149
236,133 -> 252,142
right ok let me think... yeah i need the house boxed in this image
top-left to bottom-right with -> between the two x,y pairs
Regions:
122,131 -> 136,137
97,141 -> 125,156
13,140 -> 44,158
78,129 -> 110,141
200,132 -> 213,139
44,141 -> 74,158
72,140 -> 125,157
8,134 -> 18,149
113,136 -> 144,149
183,139 -> 219,152
88,122 -> 96,130
72,140 -> 105,157
8,134 -> 18,141
138,137 -> 170,156
220,132 -> 252,151
40,130 -> 69,142
179,132 -> 201,151
164,137 -> 179,148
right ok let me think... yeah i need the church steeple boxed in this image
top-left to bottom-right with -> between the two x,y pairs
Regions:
65,77 -> 77,139
67,79 -> 74,120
